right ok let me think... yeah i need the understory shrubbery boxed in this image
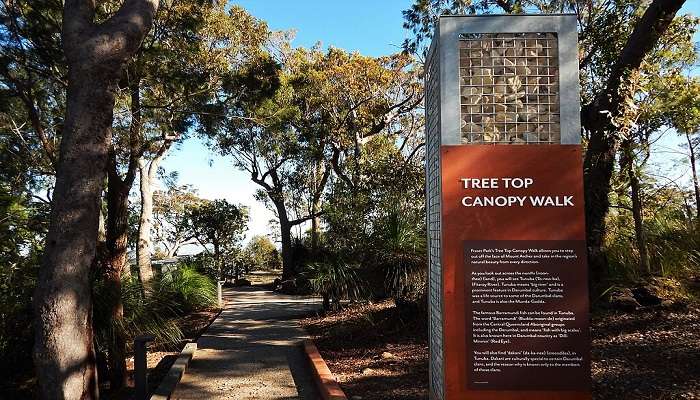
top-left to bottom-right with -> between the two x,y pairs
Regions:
93,264 -> 218,354
606,188 -> 700,276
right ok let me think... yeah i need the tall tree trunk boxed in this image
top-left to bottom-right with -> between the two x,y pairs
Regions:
685,132 -> 700,225
310,159 -> 329,255
213,239 -> 222,280
280,220 -> 294,280
137,159 -> 155,284
582,0 -> 685,283
137,142 -> 171,286
33,71 -> 111,400
33,2 -> 158,398
621,139 -> 650,274
104,166 -> 134,391
311,198 -> 321,254
271,198 -> 293,280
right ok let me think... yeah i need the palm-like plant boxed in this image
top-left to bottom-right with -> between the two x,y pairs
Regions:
377,208 -> 427,306
304,261 -> 364,311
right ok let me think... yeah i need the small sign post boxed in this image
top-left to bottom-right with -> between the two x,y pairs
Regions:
425,14 -> 590,400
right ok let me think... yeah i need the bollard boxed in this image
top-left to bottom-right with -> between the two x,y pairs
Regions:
217,280 -> 225,307
134,334 -> 155,400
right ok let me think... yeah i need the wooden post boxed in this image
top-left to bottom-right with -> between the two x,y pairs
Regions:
134,334 -> 155,400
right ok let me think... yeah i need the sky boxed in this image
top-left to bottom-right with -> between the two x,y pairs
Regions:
161,1 -> 700,247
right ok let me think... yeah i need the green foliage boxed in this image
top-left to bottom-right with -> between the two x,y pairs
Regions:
187,199 -> 248,279
606,184 -> 700,280
322,134 -> 427,306
153,184 -> 205,257
304,261 -> 364,310
93,265 -> 217,354
377,209 -> 427,305
158,265 -> 218,313
242,235 -> 281,272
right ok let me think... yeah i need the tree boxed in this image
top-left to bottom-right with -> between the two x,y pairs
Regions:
581,0 -> 687,281
31,0 -> 158,398
606,17 -> 697,275
152,184 -> 204,257
134,3 -> 269,285
188,200 -> 248,280
402,0 -> 691,282
663,75 -> 700,225
204,46 -> 422,280
242,235 -> 281,273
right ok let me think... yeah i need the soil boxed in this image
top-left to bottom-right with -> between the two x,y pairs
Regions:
591,307 -> 700,400
302,301 -> 700,400
300,300 -> 429,400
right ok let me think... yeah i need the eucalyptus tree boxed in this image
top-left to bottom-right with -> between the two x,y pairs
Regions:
152,185 -> 204,258
203,54 -> 315,279
187,200 -> 249,280
30,0 -> 159,397
133,3 -> 268,285
94,2 -> 267,388
402,0 -> 691,281
601,16 -> 698,275
203,46 -> 423,279
663,75 -> 700,225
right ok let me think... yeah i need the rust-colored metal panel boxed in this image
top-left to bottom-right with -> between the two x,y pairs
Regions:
440,145 -> 590,400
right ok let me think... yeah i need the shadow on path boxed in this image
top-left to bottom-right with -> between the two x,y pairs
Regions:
172,287 -> 321,400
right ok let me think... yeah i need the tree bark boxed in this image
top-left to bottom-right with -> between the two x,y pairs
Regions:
33,1 -> 158,398
275,200 -> 295,280
137,141 -> 171,286
685,132 -> 700,224
621,139 -> 650,274
137,158 -> 156,284
310,160 -> 329,255
582,0 -> 685,283
103,156 -> 136,390
33,71 -> 110,400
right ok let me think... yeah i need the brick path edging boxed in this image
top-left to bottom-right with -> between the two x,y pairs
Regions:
302,339 -> 348,400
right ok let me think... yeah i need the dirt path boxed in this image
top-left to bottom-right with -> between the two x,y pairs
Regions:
172,287 -> 321,400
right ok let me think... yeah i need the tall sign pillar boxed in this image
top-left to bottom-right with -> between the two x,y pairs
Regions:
425,15 -> 590,400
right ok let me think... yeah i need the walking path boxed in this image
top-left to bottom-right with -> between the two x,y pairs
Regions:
172,287 -> 321,400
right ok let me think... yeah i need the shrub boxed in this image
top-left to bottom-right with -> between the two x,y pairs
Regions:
157,265 -> 218,314
304,261 -> 364,310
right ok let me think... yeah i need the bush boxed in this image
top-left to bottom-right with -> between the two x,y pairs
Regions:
93,265 -> 217,355
304,261 -> 364,310
157,265 -> 218,314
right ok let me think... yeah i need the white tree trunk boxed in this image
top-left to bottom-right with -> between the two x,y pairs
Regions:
136,143 -> 171,285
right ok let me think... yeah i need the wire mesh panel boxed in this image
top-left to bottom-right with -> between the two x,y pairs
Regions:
459,33 -> 561,144
425,36 -> 445,400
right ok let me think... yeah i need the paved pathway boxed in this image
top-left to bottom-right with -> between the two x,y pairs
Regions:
172,287 -> 321,400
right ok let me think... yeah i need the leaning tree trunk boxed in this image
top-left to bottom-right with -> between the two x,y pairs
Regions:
582,0 -> 686,283
137,142 -> 171,286
33,2 -> 158,399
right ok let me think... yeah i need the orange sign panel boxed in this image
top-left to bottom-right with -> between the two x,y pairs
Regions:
440,145 -> 591,400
